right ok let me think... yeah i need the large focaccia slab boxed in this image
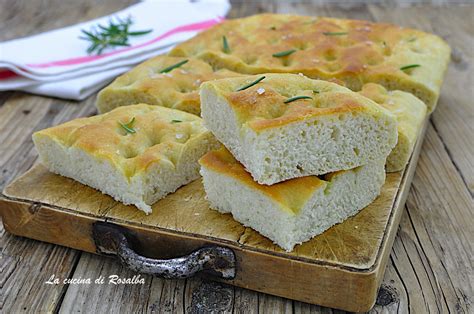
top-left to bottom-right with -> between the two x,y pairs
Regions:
200,74 -> 397,184
96,56 -> 241,115
170,14 -> 451,111
200,147 -> 386,251
33,104 -> 219,213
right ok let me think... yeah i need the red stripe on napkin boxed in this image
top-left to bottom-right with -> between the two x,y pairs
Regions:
0,70 -> 18,80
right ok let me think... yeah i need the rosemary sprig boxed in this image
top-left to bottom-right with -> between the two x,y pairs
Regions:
119,117 -> 136,134
284,96 -> 312,104
79,16 -> 152,55
272,49 -> 297,57
171,119 -> 182,123
400,64 -> 420,71
222,36 -> 231,53
160,60 -> 188,73
323,31 -> 348,36
236,76 -> 266,91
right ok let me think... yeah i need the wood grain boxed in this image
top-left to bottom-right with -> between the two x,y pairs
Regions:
0,1 -> 472,313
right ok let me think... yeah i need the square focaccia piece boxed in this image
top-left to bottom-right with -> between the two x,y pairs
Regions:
170,14 -> 451,112
96,56 -> 241,115
200,73 -> 397,185
33,104 -> 220,214
200,147 -> 386,252
359,83 -> 427,172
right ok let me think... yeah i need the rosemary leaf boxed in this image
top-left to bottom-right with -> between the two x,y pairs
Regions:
284,96 -> 312,104
400,64 -> 420,71
272,49 -> 297,57
81,29 -> 99,41
119,117 -> 136,134
313,90 -> 320,94
128,30 -> 153,36
171,119 -> 182,123
79,15 -> 152,55
323,31 -> 348,36
222,36 -> 231,53
236,76 -> 266,91
160,60 -> 189,73
109,41 -> 130,47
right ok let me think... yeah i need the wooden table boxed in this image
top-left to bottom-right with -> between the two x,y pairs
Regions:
1,1 -> 472,312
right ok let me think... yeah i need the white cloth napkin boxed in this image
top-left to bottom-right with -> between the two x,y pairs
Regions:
0,0 -> 230,100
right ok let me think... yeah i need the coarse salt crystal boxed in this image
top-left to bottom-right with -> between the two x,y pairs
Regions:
176,133 -> 184,139
257,87 -> 265,95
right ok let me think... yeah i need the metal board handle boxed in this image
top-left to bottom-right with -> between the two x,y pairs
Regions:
93,222 -> 236,279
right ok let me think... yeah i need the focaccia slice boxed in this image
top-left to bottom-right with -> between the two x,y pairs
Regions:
170,13 -> 450,112
200,74 -> 397,185
200,147 -> 386,252
360,83 -> 427,172
33,104 -> 220,214
96,56 -> 241,115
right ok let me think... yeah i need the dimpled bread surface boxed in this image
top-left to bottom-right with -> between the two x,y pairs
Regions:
96,56 -> 241,115
33,104 -> 220,213
200,73 -> 397,184
199,147 -> 386,251
170,13 -> 450,112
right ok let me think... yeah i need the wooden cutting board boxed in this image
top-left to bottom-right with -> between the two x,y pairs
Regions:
0,120 -> 427,312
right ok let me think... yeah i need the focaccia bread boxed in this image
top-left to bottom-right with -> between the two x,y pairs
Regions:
200,74 -> 397,185
360,83 -> 427,172
170,13 -> 451,112
33,104 -> 220,214
96,56 -> 241,115
200,147 -> 386,251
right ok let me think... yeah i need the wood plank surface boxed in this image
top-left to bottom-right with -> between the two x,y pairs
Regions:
0,1 -> 472,313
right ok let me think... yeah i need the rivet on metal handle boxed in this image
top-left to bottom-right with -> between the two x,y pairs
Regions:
93,222 -> 236,279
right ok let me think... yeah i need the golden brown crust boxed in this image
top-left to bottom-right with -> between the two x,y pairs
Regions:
201,73 -> 393,132
96,56 -> 242,114
33,104 -> 212,178
199,147 -> 326,214
170,13 -> 451,111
